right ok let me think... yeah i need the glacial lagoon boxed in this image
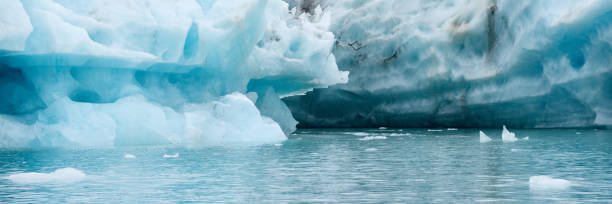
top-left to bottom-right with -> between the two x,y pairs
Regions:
1,128 -> 610,203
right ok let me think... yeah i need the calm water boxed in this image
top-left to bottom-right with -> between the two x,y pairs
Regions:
0,128 -> 610,203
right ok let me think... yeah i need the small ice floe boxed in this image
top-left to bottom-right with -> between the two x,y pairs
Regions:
479,131 -> 492,143
365,148 -> 378,152
163,153 -> 179,158
378,127 -> 388,130
389,133 -> 412,137
427,129 -> 443,132
501,125 -> 518,142
351,132 -> 369,136
124,154 -> 135,159
274,143 -> 283,147
447,128 -> 458,131
358,136 -> 387,141
529,176 -> 572,190
7,168 -> 86,184
521,136 -> 529,141
576,132 -> 582,135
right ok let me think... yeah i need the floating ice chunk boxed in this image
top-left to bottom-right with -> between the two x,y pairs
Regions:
7,168 -> 85,184
389,133 -> 412,137
123,154 -> 135,159
502,125 -> 518,142
447,128 -> 459,131
163,153 -> 179,158
274,143 -> 283,147
427,129 -> 444,132
521,137 -> 529,141
365,148 -> 378,152
576,132 -> 582,135
358,136 -> 387,141
529,176 -> 572,190
378,127 -> 388,130
351,132 -> 369,136
479,131 -> 492,143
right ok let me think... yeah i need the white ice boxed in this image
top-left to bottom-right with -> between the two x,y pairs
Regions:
7,168 -> 86,184
358,136 -> 387,141
501,125 -> 518,142
479,131 -> 492,143
529,176 -> 572,190
163,153 -> 179,158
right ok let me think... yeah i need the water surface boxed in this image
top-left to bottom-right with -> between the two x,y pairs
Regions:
0,129 -> 610,203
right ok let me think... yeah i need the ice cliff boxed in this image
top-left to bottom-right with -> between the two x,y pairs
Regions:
285,0 -> 612,128
0,0 -> 347,147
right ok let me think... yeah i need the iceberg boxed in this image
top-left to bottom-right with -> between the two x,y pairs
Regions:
501,125 -> 518,142
479,131 -> 492,143
284,0 -> 612,129
0,0 -> 347,147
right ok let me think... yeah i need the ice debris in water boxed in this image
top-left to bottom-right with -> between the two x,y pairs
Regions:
479,131 -> 492,143
7,168 -> 86,184
124,154 -> 135,159
365,148 -> 378,152
501,125 -> 518,142
358,136 -> 387,141
351,132 -> 369,136
389,133 -> 412,137
0,0 -> 348,147
163,153 -> 179,158
529,176 -> 572,190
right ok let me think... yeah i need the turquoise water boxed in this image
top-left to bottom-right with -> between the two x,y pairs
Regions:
0,128 -> 611,203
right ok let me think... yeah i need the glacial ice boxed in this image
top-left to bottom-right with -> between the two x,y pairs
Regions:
0,0 -> 347,147
7,167 -> 86,184
529,176 -> 572,190
479,131 -> 492,143
163,153 -> 179,158
358,136 -> 387,141
284,0 -> 612,129
501,125 -> 518,142
124,154 -> 135,159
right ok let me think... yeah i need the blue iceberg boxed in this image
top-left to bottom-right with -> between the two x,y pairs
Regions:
0,0 -> 347,147
285,0 -> 612,129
